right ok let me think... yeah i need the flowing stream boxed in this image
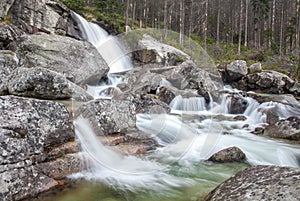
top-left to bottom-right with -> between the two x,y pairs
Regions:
42,14 -> 300,201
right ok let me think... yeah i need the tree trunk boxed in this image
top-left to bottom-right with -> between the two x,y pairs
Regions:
244,0 -> 249,46
279,2 -> 284,56
163,0 -> 168,39
125,0 -> 130,32
179,0 -> 185,47
238,0 -> 243,55
216,0 -> 221,46
203,0 -> 208,50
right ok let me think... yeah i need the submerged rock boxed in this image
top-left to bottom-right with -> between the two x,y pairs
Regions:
208,146 -> 246,163
10,33 -> 109,86
7,67 -> 93,101
203,165 -> 300,201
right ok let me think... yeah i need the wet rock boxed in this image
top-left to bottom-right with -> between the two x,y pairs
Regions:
10,33 -> 109,86
224,60 -> 248,82
246,70 -> 295,94
0,50 -> 19,95
203,165 -> 300,201
75,99 -> 136,136
0,0 -> 15,19
11,0 -> 84,39
7,67 -> 93,101
264,116 -> 300,140
249,93 -> 300,109
248,62 -> 262,74
208,146 -> 246,163
233,115 -> 247,121
251,127 -> 264,135
228,93 -> 248,114
132,94 -> 170,114
36,153 -> 82,180
157,86 -> 176,105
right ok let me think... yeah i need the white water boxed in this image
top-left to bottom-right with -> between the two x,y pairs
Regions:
73,92 -> 300,193
170,95 -> 207,112
74,13 -> 132,99
71,14 -> 300,195
73,116 -> 193,192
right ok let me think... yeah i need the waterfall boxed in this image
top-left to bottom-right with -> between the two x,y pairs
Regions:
169,95 -> 207,112
74,13 -> 132,74
73,116 -> 193,192
73,13 -> 132,99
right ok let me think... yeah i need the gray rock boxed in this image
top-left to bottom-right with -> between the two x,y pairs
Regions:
246,70 -> 295,94
132,34 -> 190,66
224,60 -> 248,82
0,95 -> 74,165
157,86 -> 176,105
208,146 -> 246,163
249,93 -> 300,109
7,67 -> 93,101
0,166 -> 58,201
36,153 -> 82,180
203,165 -> 300,201
0,24 -> 23,49
248,62 -> 262,74
11,0 -> 84,39
0,0 -> 14,19
225,93 -> 248,114
11,33 -> 109,85
0,50 -> 19,95
264,116 -> 300,140
0,95 -> 79,201
75,99 -> 136,136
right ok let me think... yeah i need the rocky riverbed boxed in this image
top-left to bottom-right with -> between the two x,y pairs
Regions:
1,0 -> 300,201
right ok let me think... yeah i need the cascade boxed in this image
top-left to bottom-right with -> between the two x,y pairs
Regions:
73,13 -> 132,99
65,13 -> 300,200
169,95 -> 207,112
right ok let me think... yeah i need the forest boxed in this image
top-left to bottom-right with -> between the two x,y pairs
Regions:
61,0 -> 300,67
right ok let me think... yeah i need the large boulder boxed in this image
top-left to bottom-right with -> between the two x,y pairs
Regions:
7,67 -> 92,101
264,116 -> 300,140
0,0 -> 14,19
0,96 -> 81,201
208,146 -> 246,163
11,0 -> 84,39
203,165 -> 300,201
0,50 -> 19,95
223,60 -> 248,82
10,33 -> 109,86
75,99 -> 137,136
132,34 -> 190,66
246,70 -> 295,94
